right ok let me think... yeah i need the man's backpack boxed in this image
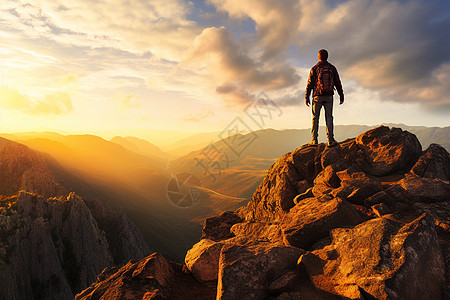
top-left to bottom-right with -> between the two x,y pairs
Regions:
315,64 -> 334,94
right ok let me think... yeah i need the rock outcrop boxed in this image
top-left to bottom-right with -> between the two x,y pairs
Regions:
0,191 -> 150,299
76,126 -> 450,299
299,213 -> 444,300
75,254 -> 217,300
75,253 -> 174,300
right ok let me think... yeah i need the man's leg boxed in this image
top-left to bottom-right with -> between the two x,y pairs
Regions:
323,96 -> 337,145
311,96 -> 322,143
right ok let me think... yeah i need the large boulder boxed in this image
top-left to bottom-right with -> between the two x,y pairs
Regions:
185,239 -> 226,283
312,165 -> 341,197
299,214 -> 445,300
282,196 -> 363,249
216,243 -> 304,300
334,168 -> 383,204
355,126 -> 422,176
399,173 -> 450,203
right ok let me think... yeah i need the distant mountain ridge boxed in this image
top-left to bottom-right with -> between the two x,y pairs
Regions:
110,136 -> 169,161
1,124 -> 448,263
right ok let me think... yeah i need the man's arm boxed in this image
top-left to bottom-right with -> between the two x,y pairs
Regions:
333,66 -> 344,104
305,67 -> 315,107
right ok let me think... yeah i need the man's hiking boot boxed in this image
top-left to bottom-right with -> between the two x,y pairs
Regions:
307,139 -> 318,147
327,138 -> 338,147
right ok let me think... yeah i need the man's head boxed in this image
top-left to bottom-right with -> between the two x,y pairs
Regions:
318,49 -> 328,61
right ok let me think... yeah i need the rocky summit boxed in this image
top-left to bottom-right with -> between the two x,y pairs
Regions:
76,126 -> 450,300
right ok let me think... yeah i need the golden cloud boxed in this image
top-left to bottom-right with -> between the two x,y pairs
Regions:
184,26 -> 300,106
0,86 -> 73,116
35,0 -> 200,60
182,109 -> 215,122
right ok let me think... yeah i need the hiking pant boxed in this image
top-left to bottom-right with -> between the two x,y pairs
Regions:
311,95 -> 334,140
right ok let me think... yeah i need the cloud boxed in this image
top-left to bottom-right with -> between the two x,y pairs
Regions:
182,108 -> 215,122
113,92 -> 141,111
59,73 -> 78,86
2,0 -> 201,61
209,0 -> 450,110
34,92 -> 73,115
0,85 -> 31,111
275,90 -> 305,107
208,0 -> 301,59
0,86 -> 73,115
215,84 -> 256,107
297,0 -> 450,109
184,26 -> 300,106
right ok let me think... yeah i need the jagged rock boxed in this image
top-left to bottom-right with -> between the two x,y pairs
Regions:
185,239 -> 226,282
114,210 -> 151,263
399,173 -> 450,203
202,211 -> 242,242
241,144 -> 326,222
411,143 -> 450,181
61,193 -> 114,290
0,191 -> 150,300
26,217 -> 73,299
355,126 -> 422,176
282,196 -> 363,249
75,252 -> 174,300
312,165 -> 340,197
321,138 -> 361,170
335,169 -> 383,204
217,243 -> 304,300
299,214 -> 445,300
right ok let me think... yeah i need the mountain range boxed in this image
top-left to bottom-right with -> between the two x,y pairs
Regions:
1,123 -> 449,263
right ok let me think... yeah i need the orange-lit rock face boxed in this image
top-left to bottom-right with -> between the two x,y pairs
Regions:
71,126 -> 449,300
355,126 -> 422,176
282,196 -> 363,249
201,126 -> 449,299
239,126 -> 424,223
299,214 -> 444,300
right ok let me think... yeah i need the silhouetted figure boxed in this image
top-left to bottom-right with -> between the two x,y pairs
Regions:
305,49 -> 344,147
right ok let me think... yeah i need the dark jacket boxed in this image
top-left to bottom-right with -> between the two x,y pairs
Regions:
305,61 -> 344,98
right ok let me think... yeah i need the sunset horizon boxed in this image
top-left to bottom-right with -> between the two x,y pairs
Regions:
1,0 -> 449,141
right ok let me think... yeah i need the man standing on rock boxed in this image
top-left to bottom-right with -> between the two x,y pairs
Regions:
305,49 -> 344,147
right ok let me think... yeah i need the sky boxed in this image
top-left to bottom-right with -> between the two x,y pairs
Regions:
0,0 -> 449,144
